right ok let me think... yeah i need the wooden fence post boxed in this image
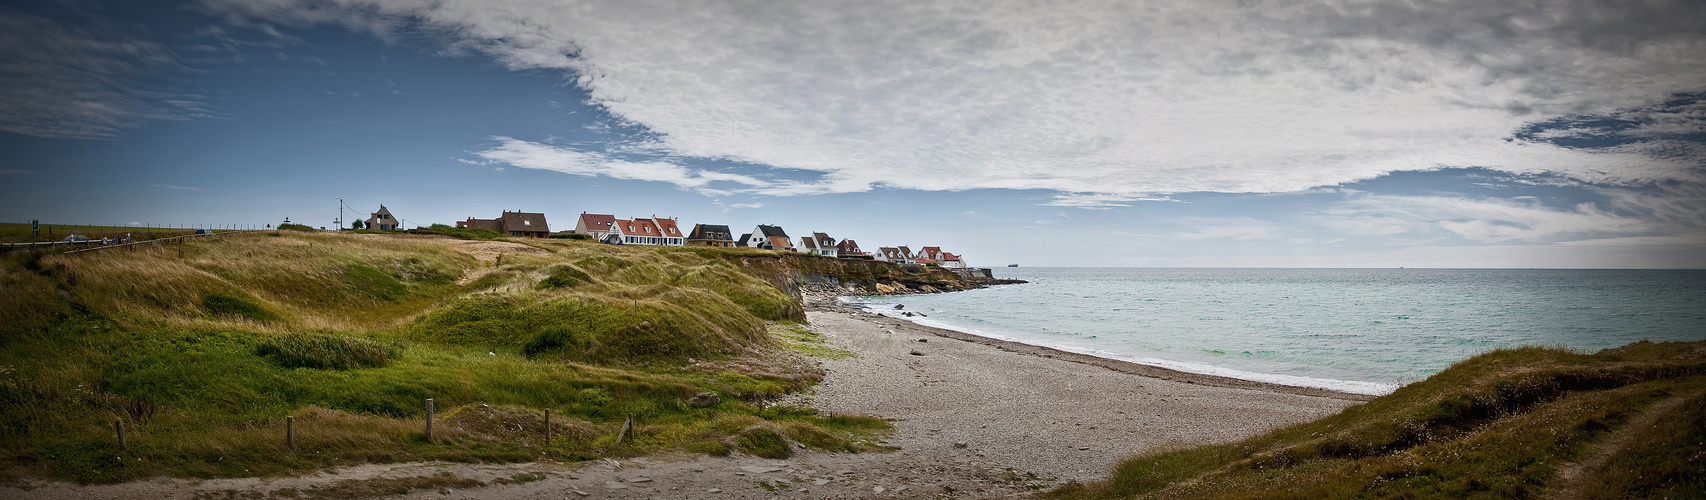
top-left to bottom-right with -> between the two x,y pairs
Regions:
115,419 -> 126,450
286,416 -> 294,449
615,414 -> 633,445
544,409 -> 551,443
425,399 -> 435,442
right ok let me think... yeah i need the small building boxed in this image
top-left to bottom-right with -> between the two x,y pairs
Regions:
458,211 -> 549,237
914,246 -> 945,265
875,246 -> 913,264
365,205 -> 400,231
799,232 -> 838,257
574,213 -> 617,240
743,225 -> 793,251
687,224 -> 736,247
836,239 -> 869,257
942,252 -> 966,268
603,217 -> 685,245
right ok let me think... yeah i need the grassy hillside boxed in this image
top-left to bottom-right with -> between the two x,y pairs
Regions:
0,232 -> 888,483
1050,340 -> 1706,499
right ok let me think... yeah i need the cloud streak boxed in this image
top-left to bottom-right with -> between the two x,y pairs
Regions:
0,6 -> 208,139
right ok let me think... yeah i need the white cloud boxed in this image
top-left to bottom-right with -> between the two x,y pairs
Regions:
154,184 -> 201,191
205,0 -> 1706,197
1317,192 -> 1664,244
473,136 -> 785,194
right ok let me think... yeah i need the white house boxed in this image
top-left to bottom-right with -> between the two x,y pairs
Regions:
799,232 -> 839,257
743,225 -> 793,251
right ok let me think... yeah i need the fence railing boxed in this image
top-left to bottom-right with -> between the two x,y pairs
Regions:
0,230 -> 249,254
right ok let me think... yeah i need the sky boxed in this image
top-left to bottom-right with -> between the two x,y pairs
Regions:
2,0 -> 1704,268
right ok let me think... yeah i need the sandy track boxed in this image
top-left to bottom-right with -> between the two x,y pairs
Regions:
3,310 -> 1361,499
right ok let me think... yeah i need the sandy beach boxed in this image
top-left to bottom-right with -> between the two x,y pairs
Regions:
3,308 -> 1365,499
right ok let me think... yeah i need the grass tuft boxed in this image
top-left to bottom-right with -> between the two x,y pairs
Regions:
737,426 -> 792,459
257,332 -> 400,369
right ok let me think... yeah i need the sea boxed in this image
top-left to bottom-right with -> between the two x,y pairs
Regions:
846,268 -> 1706,395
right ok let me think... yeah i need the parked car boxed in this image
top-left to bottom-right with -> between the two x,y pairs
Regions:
60,234 -> 91,242
195,229 -> 213,235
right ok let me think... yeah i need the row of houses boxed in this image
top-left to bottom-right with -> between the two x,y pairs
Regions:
367,207 -> 971,268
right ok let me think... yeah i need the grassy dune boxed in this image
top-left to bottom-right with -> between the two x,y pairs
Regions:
0,231 -> 886,482
1050,341 -> 1706,499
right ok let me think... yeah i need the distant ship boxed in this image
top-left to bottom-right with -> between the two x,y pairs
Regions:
1008,264 -> 1018,267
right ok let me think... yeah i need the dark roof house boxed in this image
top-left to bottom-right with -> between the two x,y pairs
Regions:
458,211 -> 549,237
687,224 -> 736,247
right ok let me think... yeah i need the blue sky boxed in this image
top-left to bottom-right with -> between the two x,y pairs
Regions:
3,0 -> 1704,268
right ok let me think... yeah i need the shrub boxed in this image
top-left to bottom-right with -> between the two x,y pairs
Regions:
407,224 -> 500,240
256,332 -> 400,369
737,426 -> 792,459
537,265 -> 592,289
202,292 -> 275,322
523,326 -> 584,359
276,223 -> 315,232
549,233 -> 591,240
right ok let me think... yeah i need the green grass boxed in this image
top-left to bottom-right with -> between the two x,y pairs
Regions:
736,426 -> 792,459
257,332 -> 400,369
0,230 -> 895,483
404,224 -> 500,240
1048,341 -> 1706,499
769,322 -> 855,359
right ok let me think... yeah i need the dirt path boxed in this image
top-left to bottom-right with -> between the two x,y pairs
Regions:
1541,388 -> 1704,500
444,239 -> 549,285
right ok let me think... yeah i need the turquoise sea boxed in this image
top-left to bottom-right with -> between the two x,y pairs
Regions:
848,268 -> 1706,395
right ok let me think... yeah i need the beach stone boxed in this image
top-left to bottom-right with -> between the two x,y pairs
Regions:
917,338 -> 928,342
687,392 -> 720,407
706,488 -> 722,493
571,491 -> 589,497
910,350 -> 924,356
604,481 -> 628,489
893,304 -> 905,309
954,442 -> 968,448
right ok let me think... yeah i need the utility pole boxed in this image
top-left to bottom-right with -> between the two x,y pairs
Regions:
337,198 -> 344,231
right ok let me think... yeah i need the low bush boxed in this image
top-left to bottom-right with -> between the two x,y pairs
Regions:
202,292 -> 275,323
276,223 -> 315,232
257,332 -> 400,369
536,264 -> 592,289
737,426 -> 792,459
407,224 -> 500,240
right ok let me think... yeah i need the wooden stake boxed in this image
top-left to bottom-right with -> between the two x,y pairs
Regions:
614,414 -> 633,445
425,399 -> 435,442
115,419 -> 126,450
544,409 -> 552,443
286,416 -> 294,449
